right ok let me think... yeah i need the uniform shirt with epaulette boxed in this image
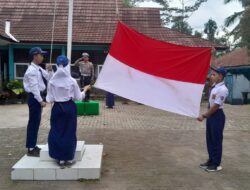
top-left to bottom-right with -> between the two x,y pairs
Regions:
74,59 -> 94,80
209,82 -> 229,109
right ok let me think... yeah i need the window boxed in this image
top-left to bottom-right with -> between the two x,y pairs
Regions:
14,63 -> 29,79
97,65 -> 103,77
14,63 -> 80,81
71,65 -> 80,79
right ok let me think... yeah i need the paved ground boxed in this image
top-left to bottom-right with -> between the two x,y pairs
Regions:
0,101 -> 250,190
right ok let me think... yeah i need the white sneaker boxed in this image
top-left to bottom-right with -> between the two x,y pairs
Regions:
206,165 -> 222,172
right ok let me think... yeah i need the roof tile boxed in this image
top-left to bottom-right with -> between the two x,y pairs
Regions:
213,48 -> 250,67
0,0 -> 225,48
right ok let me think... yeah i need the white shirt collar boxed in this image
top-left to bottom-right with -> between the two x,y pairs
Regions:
215,81 -> 224,87
31,62 -> 40,70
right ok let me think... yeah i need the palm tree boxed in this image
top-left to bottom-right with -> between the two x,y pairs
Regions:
224,0 -> 249,41
204,19 -> 218,42
123,0 -> 143,7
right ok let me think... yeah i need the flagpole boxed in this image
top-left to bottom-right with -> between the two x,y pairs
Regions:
67,0 -> 73,71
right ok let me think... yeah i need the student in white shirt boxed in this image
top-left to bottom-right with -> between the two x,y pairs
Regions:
198,67 -> 229,172
23,47 -> 53,157
46,55 -> 91,168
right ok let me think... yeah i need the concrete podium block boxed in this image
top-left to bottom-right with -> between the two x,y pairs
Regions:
34,161 -> 57,180
11,155 -> 38,180
77,144 -> 104,179
40,141 -> 85,161
55,144 -> 104,180
11,144 -> 104,180
56,167 -> 78,180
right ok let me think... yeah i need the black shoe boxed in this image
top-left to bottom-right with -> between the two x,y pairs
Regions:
57,161 -> 65,169
34,146 -> 41,151
27,147 -> 40,157
206,165 -> 222,172
64,160 -> 76,168
199,160 -> 212,169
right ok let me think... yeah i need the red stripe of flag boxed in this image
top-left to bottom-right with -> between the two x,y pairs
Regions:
109,21 -> 211,84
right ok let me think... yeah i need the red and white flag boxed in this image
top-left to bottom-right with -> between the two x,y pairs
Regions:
95,22 -> 211,117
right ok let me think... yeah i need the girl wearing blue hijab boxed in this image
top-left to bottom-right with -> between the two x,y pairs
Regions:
46,55 -> 90,168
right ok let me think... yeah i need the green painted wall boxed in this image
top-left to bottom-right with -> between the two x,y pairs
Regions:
8,45 -> 14,80
11,44 -> 109,51
1,43 -> 109,80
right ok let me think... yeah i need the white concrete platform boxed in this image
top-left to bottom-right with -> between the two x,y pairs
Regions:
11,144 -> 103,180
40,141 -> 86,161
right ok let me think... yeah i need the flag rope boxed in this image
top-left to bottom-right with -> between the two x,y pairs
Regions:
115,0 -> 120,20
49,0 -> 58,64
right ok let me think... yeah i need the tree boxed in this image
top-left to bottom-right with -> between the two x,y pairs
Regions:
129,0 -> 208,34
240,7 -> 250,51
123,0 -> 143,7
171,16 -> 193,34
155,0 -> 208,34
204,19 -> 218,42
194,30 -> 202,38
147,0 -> 208,25
224,0 -> 250,51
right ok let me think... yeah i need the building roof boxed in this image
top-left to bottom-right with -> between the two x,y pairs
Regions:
213,48 -> 250,68
0,0 -> 225,48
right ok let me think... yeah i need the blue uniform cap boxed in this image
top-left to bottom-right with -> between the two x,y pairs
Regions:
211,67 -> 227,77
56,55 -> 69,67
29,47 -> 48,57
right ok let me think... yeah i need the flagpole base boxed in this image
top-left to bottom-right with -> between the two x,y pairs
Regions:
11,141 -> 103,180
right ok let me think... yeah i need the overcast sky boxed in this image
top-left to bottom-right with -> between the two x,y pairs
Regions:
138,0 -> 243,35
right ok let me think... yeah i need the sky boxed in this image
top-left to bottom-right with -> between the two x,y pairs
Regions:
138,0 -> 243,35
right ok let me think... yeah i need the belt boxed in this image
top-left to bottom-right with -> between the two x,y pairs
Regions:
29,92 -> 45,96
54,100 -> 73,113
213,109 -> 224,114
29,92 -> 46,101
54,99 -> 73,103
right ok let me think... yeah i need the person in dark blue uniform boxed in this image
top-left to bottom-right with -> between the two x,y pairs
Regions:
23,47 -> 53,157
197,67 -> 229,172
46,55 -> 91,168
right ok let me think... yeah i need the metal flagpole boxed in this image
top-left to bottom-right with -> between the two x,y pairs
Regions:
67,0 -> 74,71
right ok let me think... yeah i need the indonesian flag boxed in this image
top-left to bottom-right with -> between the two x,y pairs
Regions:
95,21 -> 211,117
